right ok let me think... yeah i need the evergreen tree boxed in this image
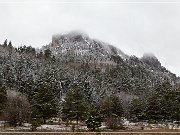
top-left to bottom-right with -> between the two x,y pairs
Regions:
101,96 -> 113,118
129,98 -> 144,122
121,77 -> 134,93
101,95 -> 123,118
101,95 -> 124,130
86,110 -> 102,131
8,41 -> 13,49
62,84 -> 88,125
145,80 -> 173,122
37,50 -> 44,59
0,84 -> 7,114
145,91 -> 162,122
3,39 -> 7,47
169,88 -> 180,122
111,95 -> 124,117
7,41 -> 13,55
44,49 -> 52,59
31,82 -> 59,124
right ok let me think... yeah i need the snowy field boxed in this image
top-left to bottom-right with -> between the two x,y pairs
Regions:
0,120 -> 180,132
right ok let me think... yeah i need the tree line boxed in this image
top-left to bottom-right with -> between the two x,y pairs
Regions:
1,76 -> 180,131
0,81 -> 124,131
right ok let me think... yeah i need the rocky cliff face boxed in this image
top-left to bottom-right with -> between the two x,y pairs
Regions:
48,31 -> 128,65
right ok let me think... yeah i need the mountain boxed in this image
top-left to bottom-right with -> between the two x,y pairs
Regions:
41,31 -> 178,101
1,33 -> 180,127
46,31 -> 177,84
0,31 -> 179,109
44,31 -> 128,65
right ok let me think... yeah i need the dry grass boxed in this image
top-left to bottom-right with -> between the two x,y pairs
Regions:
0,131 -> 180,135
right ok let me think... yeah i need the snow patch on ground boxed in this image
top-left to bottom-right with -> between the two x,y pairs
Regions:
37,124 -> 71,131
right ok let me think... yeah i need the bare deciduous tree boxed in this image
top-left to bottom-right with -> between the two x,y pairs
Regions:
2,91 -> 30,127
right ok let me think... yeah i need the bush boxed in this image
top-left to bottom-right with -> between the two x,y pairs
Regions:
31,118 -> 43,131
104,117 -> 125,131
2,91 -> 30,127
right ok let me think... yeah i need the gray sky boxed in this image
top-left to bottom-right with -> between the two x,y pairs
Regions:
0,0 -> 180,76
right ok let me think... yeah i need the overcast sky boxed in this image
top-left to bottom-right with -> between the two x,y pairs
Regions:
0,0 -> 180,76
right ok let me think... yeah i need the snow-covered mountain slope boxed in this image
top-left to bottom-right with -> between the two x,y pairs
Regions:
47,31 -> 128,65
41,31 -> 178,94
41,31 -> 177,83
0,33 -> 179,105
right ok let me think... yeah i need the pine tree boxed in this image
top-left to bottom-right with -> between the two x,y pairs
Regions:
86,110 -> 102,131
145,92 -> 162,122
36,51 -> 44,59
145,80 -> 173,122
3,39 -> 7,47
100,95 -> 124,129
129,98 -> 144,122
101,96 -> 113,118
0,84 -> 7,114
31,82 -> 59,124
169,88 -> 180,122
101,95 -> 123,118
8,41 -> 13,49
44,49 -> 52,59
62,84 -> 88,125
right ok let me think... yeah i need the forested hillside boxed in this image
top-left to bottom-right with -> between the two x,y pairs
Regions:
0,32 -> 180,131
